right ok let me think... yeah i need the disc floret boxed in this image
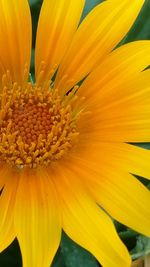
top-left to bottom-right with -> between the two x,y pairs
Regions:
0,72 -> 78,169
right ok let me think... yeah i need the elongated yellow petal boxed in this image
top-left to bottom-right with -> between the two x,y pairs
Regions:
56,155 -> 150,238
0,164 -> 9,190
77,71 -> 150,142
52,164 -> 131,267
0,0 -> 31,85
55,0 -> 144,94
91,143 -> 150,180
88,170 -> 150,237
0,168 -> 18,252
35,0 -> 85,84
14,168 -> 61,267
81,107 -> 150,142
99,143 -> 150,180
78,41 -> 150,108
66,142 -> 150,181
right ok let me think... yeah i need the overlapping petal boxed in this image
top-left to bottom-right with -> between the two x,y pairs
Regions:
75,42 -> 150,142
55,0 -> 144,94
77,41 -> 150,107
88,142 -> 150,180
0,165 -> 9,190
0,0 -> 32,85
66,141 -> 150,181
51,163 -> 131,267
0,167 -> 18,252
56,154 -> 150,238
35,0 -> 85,83
78,89 -> 150,142
88,170 -> 150,237
14,168 -> 61,267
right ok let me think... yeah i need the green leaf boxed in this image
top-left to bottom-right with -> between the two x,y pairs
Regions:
81,0 -> 103,21
61,233 -> 99,267
120,0 -> 150,44
29,0 -> 41,6
136,143 -> 150,150
131,235 -> 150,260
119,230 -> 137,251
52,248 -> 66,267
0,240 -> 21,267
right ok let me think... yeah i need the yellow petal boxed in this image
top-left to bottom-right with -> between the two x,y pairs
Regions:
35,0 -> 85,84
77,69 -> 150,142
0,0 -> 32,85
0,168 -> 18,252
0,164 -> 9,190
55,0 -> 144,94
80,106 -> 150,142
98,142 -> 150,180
88,169 -> 150,237
56,155 -> 150,238
92,142 -> 150,180
14,168 -> 61,267
52,164 -> 131,267
66,142 -> 150,181
78,41 -> 150,108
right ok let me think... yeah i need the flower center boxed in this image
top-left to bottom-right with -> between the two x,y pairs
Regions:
11,103 -> 52,144
0,73 -> 78,169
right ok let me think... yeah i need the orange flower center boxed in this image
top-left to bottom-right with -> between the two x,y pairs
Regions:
0,72 -> 79,169
11,103 -> 52,144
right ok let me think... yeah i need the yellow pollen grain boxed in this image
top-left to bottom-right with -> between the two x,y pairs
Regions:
0,71 -> 79,169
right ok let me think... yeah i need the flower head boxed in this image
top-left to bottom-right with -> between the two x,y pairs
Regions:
0,1 -> 150,267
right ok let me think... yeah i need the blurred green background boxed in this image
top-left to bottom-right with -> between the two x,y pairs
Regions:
0,0 -> 150,266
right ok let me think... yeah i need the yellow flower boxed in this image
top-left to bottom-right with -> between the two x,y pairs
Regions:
0,0 -> 150,267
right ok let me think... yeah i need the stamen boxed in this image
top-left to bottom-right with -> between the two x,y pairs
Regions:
0,70 -> 79,169
36,61 -> 57,88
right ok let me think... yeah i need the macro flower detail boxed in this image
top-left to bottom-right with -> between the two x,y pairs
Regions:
0,0 -> 150,267
0,76 -> 78,168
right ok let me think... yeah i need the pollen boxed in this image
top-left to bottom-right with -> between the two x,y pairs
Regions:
0,71 -> 79,169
